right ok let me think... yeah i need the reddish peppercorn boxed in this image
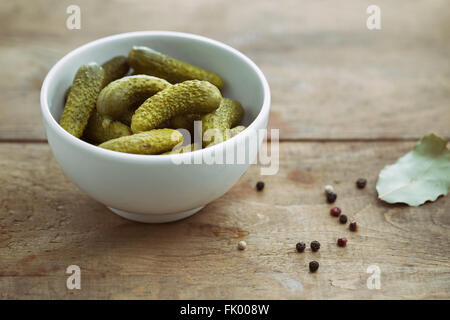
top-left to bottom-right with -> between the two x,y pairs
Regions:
330,207 -> 341,217
349,220 -> 358,232
296,242 -> 306,253
310,240 -> 321,252
309,261 -> 319,272
337,237 -> 348,247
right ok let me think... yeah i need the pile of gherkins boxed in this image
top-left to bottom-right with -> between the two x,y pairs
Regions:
60,46 -> 245,155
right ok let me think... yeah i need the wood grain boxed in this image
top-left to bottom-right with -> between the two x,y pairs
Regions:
0,0 -> 449,140
0,0 -> 449,300
1,142 -> 448,299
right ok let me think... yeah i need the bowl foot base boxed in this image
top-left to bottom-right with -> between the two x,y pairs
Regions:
108,206 -> 204,223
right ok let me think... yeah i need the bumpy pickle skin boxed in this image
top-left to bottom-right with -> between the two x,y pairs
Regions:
170,113 -> 203,131
101,56 -> 130,86
205,126 -> 247,148
128,46 -> 224,89
84,112 -> 132,144
97,75 -> 171,122
60,63 -> 105,138
164,126 -> 246,153
202,98 -> 244,147
131,80 -> 222,133
99,129 -> 183,155
63,56 -> 129,103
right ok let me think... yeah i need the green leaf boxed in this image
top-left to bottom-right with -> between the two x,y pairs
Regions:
376,133 -> 450,206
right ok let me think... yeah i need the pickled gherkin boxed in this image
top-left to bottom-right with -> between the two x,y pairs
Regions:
128,46 -> 224,89
99,129 -> 183,155
170,113 -> 203,132
60,63 -> 105,138
205,126 -> 246,148
58,45 -> 246,156
97,75 -> 171,123
131,80 -> 222,133
202,98 -> 244,147
84,112 -> 132,144
64,56 -> 129,103
101,56 -> 130,86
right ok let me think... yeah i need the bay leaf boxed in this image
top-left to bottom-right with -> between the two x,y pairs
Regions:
376,133 -> 450,206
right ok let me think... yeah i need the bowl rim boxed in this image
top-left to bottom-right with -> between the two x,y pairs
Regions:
40,31 -> 271,163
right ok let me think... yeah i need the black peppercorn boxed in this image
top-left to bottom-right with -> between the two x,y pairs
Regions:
296,242 -> 306,253
256,181 -> 265,191
326,192 -> 337,203
349,220 -> 358,232
310,240 -> 320,252
356,178 -> 367,189
309,261 -> 319,272
339,214 -> 348,224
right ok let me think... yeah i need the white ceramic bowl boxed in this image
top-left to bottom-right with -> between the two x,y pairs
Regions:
40,31 -> 270,223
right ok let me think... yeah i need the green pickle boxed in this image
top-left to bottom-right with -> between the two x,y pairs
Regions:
64,56 -> 129,103
170,113 -> 203,132
205,126 -> 247,148
97,75 -> 171,123
202,98 -> 244,147
99,129 -> 183,155
101,56 -> 130,86
84,112 -> 132,144
128,46 -> 224,89
131,80 -> 222,133
60,63 -> 105,138
60,47 -> 245,155
164,125 -> 246,153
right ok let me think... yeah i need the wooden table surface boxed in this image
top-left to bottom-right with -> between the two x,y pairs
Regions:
0,0 -> 449,299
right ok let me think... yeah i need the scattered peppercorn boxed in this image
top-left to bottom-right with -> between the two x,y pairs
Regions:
324,185 -> 334,194
349,220 -> 358,232
339,214 -> 348,224
356,178 -> 367,189
256,181 -> 265,191
296,242 -> 306,253
238,240 -> 247,250
330,206 -> 341,217
326,191 -> 337,203
310,240 -> 321,252
309,261 -> 319,272
337,237 -> 347,247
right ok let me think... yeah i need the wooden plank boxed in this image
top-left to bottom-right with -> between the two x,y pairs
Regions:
0,0 -> 449,140
0,142 -> 448,299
